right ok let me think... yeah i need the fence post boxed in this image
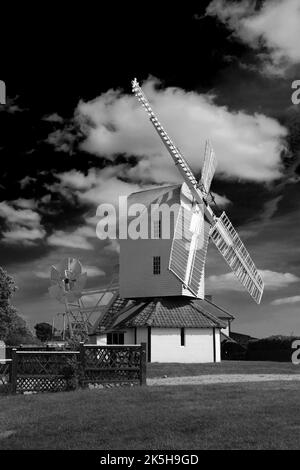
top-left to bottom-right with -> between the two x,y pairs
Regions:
79,342 -> 85,388
6,346 -> 12,360
140,343 -> 147,386
11,348 -> 18,394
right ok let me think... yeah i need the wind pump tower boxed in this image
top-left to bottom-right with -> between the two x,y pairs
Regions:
49,258 -> 122,342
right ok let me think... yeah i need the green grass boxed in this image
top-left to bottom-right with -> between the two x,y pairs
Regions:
147,360 -> 300,378
1,379 -> 300,449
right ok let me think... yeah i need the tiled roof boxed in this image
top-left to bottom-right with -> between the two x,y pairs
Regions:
95,296 -> 226,331
99,296 -> 133,328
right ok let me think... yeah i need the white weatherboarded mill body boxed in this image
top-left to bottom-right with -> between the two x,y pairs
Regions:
90,183 -> 234,363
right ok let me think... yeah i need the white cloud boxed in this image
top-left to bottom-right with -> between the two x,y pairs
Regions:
19,176 -> 37,189
2,227 -> 46,245
47,125 -> 76,153
13,198 -> 37,210
0,201 -> 40,227
0,200 -> 45,245
207,270 -> 300,291
56,166 -> 145,206
210,192 -> 231,207
34,270 -> 49,279
43,113 -> 64,123
47,225 -> 97,251
206,0 -> 300,75
47,231 -> 93,250
85,265 -> 105,277
56,169 -> 99,190
271,296 -> 300,306
76,78 -> 287,182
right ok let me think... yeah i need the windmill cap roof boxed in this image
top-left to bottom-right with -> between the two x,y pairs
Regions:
128,184 -> 181,208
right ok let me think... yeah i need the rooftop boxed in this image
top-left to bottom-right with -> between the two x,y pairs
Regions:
92,296 -> 229,332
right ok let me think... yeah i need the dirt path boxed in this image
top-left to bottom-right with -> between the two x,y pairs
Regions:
147,374 -> 300,386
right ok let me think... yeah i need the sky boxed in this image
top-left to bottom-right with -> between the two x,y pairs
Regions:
1,1 -> 300,338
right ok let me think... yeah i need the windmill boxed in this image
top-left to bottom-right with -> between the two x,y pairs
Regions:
130,78 -> 264,304
49,257 -> 88,340
49,258 -> 125,341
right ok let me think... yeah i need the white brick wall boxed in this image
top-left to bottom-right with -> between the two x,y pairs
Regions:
150,327 -> 220,363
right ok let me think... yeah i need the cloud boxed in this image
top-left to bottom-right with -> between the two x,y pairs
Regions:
56,166 -> 145,206
0,201 -> 40,227
0,200 -> 45,245
210,192 -> 231,207
76,78 -> 287,182
85,265 -> 105,277
33,270 -> 49,279
47,225 -> 96,251
271,295 -> 300,306
43,113 -> 64,123
56,169 -> 99,190
206,0 -> 300,76
0,96 -> 26,114
47,123 -> 77,154
13,199 -> 37,210
207,269 -> 300,291
2,227 -> 46,245
34,266 -> 105,280
19,176 -> 37,189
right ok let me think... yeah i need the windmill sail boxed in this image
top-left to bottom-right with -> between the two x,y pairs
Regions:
132,79 -> 205,207
200,140 -> 217,194
169,206 -> 210,296
169,207 -> 193,287
187,221 -> 210,295
210,212 -> 264,304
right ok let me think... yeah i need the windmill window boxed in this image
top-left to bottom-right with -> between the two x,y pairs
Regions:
153,220 -> 162,239
180,327 -> 185,346
107,332 -> 124,345
153,256 -> 161,275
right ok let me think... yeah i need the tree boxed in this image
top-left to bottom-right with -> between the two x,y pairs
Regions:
34,322 -> 53,342
0,267 -> 34,345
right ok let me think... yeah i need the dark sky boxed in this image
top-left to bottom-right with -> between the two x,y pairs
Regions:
1,1 -> 300,337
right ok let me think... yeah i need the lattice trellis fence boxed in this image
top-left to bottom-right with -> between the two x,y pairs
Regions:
11,351 -> 80,393
82,344 -> 146,387
8,343 -> 146,394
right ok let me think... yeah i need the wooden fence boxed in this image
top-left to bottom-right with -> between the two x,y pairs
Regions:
0,343 -> 146,394
0,359 -> 11,388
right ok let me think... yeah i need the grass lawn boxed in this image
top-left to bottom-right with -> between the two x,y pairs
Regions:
1,378 -> 300,449
147,360 -> 300,378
